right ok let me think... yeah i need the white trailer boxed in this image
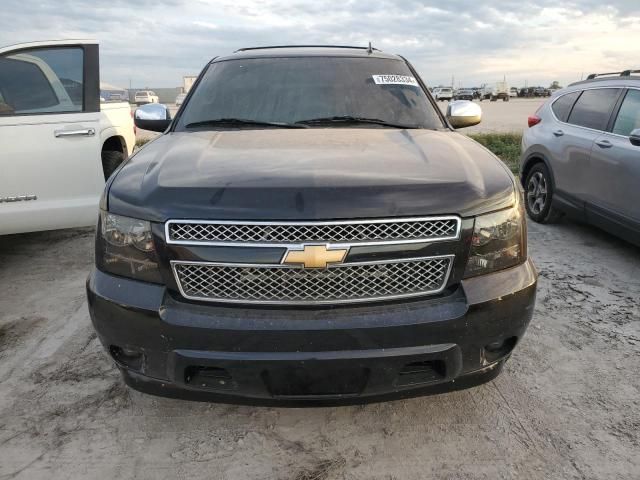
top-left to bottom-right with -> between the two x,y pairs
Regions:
480,81 -> 510,102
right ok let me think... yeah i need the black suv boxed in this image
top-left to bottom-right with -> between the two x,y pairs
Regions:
87,46 -> 537,405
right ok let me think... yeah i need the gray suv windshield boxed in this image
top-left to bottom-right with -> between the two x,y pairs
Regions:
176,57 -> 443,130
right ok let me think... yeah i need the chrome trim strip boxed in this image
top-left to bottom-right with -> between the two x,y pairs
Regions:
170,254 -> 455,305
0,194 -> 37,203
54,127 -> 95,137
164,216 -> 462,248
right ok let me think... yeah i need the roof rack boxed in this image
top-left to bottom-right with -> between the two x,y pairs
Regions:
586,69 -> 640,80
234,45 -> 380,53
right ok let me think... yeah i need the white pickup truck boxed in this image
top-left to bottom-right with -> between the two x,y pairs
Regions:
0,40 -> 135,235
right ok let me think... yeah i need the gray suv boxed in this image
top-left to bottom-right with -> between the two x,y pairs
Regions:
520,71 -> 640,246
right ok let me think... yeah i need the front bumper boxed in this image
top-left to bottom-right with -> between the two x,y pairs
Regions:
87,259 -> 537,405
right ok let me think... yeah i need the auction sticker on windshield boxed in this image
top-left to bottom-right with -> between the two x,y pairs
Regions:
372,75 -> 419,87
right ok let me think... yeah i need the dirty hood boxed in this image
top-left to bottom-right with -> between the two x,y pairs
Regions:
108,128 -> 515,222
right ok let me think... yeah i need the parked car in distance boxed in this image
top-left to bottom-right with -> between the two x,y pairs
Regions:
519,87 -> 534,98
535,87 -> 551,97
453,89 -> 475,101
175,92 -> 187,106
100,82 -> 129,103
134,90 -> 159,105
0,39 -> 135,235
434,86 -> 453,101
521,70 -> 640,246
88,45 -> 537,405
510,87 -> 518,98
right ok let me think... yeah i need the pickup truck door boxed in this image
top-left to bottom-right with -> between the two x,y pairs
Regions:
0,40 -> 104,235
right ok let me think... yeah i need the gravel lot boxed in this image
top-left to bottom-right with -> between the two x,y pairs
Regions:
134,98 -> 546,141
1,216 -> 639,479
436,98 -> 545,134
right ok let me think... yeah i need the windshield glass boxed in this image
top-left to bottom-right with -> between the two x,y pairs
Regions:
176,56 -> 443,129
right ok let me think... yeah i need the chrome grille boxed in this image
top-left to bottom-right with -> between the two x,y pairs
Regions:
167,217 -> 460,246
172,256 -> 453,305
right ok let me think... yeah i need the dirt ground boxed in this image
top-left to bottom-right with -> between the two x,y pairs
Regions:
0,216 -> 638,479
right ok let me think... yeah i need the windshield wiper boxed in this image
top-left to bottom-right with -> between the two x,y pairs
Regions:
185,118 -> 307,129
294,115 -> 420,129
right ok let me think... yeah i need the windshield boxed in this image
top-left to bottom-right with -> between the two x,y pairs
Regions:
176,57 -> 443,130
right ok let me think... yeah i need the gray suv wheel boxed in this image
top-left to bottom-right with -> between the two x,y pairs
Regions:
524,163 -> 563,223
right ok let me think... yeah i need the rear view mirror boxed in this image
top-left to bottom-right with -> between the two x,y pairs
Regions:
134,103 -> 171,132
629,128 -> 640,147
446,100 -> 482,129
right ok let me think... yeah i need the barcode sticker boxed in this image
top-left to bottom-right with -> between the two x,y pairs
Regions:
372,75 -> 419,86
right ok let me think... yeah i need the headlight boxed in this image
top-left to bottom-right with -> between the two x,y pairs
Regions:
464,199 -> 526,278
97,212 -> 163,283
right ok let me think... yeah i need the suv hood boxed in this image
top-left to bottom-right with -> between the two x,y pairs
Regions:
108,129 -> 515,221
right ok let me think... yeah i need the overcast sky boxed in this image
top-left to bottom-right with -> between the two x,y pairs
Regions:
3,1 -> 640,89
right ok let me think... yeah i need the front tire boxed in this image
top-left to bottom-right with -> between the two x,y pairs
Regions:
524,163 -> 563,223
102,149 -> 126,180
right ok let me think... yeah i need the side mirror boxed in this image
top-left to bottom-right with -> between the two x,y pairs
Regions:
629,128 -> 640,147
134,103 -> 171,132
446,100 -> 482,129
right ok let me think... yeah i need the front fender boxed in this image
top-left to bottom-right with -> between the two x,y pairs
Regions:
99,126 -> 133,156
520,146 -> 556,189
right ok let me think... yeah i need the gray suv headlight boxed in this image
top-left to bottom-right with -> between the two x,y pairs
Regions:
97,212 -> 163,283
464,199 -> 526,278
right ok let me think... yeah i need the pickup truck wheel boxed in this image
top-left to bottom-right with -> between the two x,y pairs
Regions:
524,163 -> 563,223
102,150 -> 125,180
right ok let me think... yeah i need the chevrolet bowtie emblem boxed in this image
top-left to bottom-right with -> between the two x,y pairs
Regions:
282,245 -> 348,269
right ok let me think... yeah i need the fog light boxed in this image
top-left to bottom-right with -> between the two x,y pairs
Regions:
483,337 -> 518,363
486,340 -> 506,352
109,345 -> 144,371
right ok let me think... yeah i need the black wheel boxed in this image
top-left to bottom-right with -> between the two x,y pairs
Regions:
524,163 -> 563,223
102,150 -> 125,180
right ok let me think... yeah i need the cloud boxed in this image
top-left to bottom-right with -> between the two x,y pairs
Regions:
2,0 -> 639,88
